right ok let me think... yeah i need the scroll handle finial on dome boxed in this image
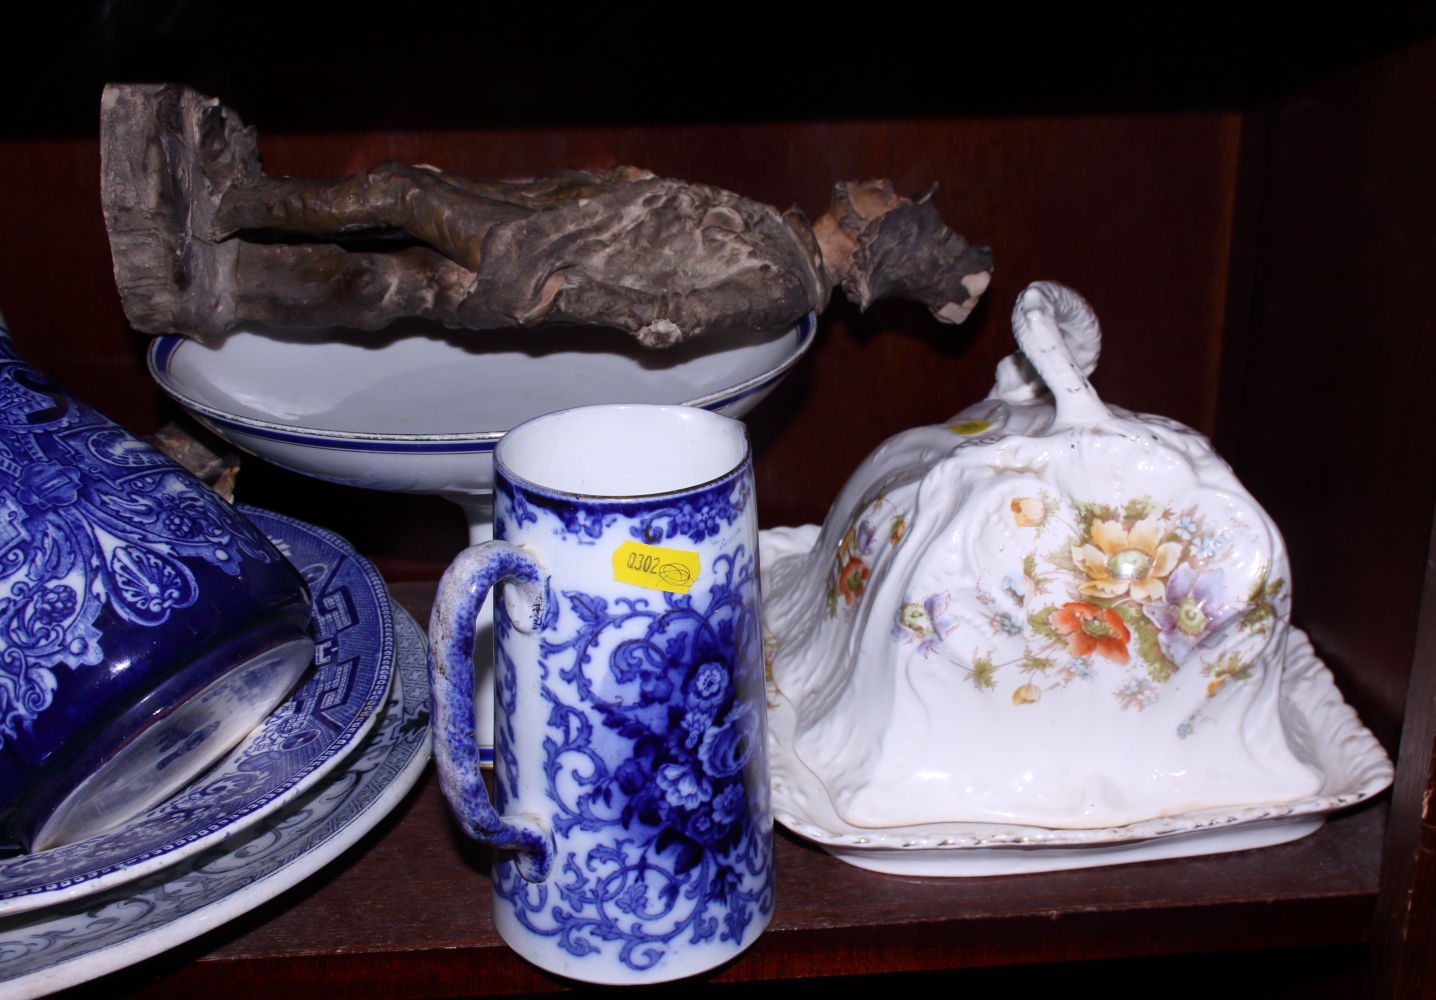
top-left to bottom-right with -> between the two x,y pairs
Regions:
1009,281 -> 1111,427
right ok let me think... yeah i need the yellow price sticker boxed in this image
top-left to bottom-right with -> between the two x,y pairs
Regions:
612,540 -> 701,594
947,419 -> 994,436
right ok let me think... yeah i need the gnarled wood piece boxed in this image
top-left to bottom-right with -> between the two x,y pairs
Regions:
143,422 -> 240,501
813,179 -> 992,324
101,84 -> 992,346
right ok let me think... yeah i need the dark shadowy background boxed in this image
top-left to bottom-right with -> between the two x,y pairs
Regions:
3,3 -> 1436,138
7,7 -> 1436,995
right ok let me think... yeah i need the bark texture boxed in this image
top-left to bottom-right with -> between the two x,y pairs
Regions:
812,179 -> 992,324
143,422 -> 240,501
101,84 -> 992,346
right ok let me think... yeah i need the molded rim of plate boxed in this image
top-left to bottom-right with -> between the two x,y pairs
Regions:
772,627 -> 1391,852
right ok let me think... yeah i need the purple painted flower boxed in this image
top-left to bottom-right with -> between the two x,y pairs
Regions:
1142,565 -> 1239,664
854,519 -> 877,556
656,762 -> 712,809
892,592 -> 957,654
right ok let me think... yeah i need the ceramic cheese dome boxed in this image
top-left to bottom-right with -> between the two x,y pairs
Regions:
760,282 -> 1391,875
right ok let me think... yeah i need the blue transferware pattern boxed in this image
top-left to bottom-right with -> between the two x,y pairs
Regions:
432,458 -> 773,982
0,322 -> 312,849
0,508 -> 393,916
0,601 -> 430,998
510,551 -> 769,963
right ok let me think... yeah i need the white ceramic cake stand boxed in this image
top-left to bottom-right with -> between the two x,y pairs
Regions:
149,316 -> 816,758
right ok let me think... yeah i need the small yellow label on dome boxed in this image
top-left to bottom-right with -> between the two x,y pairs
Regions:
947,419 -> 994,435
612,540 -> 700,594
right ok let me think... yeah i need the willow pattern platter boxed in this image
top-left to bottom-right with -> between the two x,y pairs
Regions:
0,600 -> 430,999
0,508 -> 394,916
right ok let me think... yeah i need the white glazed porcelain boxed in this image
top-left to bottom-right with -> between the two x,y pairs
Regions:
147,317 -> 815,505
760,282 -> 1393,874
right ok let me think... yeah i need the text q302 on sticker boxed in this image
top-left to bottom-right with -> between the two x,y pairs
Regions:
612,540 -> 700,595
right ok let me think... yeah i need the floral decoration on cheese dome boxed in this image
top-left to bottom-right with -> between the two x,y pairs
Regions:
757,282 -> 1378,834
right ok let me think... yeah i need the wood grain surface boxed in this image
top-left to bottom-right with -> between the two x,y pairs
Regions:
1215,38 -> 1436,759
1209,39 -> 1436,996
61,762 -> 1384,999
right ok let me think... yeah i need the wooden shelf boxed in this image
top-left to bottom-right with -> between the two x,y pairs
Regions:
58,584 -> 1386,999
79,759 -> 1385,999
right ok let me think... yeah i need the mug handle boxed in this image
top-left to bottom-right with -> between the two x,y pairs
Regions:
429,540 -> 555,882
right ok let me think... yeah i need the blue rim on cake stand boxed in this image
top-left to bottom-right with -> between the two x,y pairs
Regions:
0,507 -> 394,917
0,598 -> 431,1000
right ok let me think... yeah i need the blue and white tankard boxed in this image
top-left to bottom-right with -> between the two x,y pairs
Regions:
430,404 -> 773,984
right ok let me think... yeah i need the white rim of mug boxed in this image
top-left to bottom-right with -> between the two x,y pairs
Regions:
494,403 -> 752,502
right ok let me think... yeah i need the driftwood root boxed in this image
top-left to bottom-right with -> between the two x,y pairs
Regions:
101,84 -> 992,346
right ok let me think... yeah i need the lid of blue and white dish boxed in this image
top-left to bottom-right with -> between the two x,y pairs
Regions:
761,282 -> 1346,833
0,318 -> 313,853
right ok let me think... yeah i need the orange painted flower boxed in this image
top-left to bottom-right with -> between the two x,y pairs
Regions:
1049,602 -> 1130,664
1011,497 -> 1046,528
1071,517 -> 1183,602
1012,683 -> 1042,705
837,556 -> 870,605
890,514 -> 908,546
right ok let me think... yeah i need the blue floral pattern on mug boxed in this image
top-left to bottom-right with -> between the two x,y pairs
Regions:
487,465 -> 772,978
